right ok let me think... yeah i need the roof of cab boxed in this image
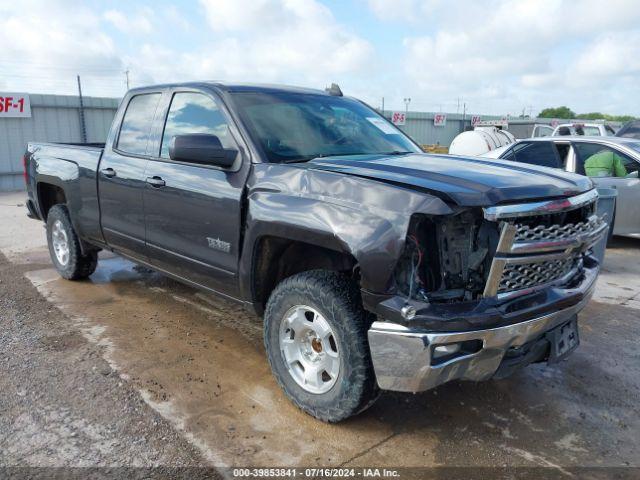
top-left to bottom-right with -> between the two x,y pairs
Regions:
523,135 -> 639,145
127,81 -> 330,96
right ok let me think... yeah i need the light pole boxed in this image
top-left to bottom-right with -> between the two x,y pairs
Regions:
403,97 -> 411,117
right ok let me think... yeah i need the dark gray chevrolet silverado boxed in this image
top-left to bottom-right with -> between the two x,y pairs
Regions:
24,82 -> 608,421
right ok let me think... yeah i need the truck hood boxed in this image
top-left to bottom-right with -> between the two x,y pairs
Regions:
305,153 -> 593,206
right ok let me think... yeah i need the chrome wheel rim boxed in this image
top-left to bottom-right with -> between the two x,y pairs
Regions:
51,220 -> 70,266
279,305 -> 340,394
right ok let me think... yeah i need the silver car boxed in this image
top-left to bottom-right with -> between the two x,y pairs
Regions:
482,136 -> 640,236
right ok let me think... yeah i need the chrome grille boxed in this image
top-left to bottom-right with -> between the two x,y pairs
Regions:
514,215 -> 604,243
482,190 -> 607,299
498,254 -> 581,294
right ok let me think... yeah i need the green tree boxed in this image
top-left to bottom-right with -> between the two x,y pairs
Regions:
538,106 -> 576,119
576,112 -> 605,120
577,113 -> 637,122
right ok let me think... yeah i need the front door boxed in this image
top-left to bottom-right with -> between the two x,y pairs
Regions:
99,92 -> 162,257
142,90 -> 248,297
573,142 -> 640,235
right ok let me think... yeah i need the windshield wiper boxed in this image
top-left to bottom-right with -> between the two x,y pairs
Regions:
281,153 -> 363,163
380,150 -> 414,155
280,151 -> 413,164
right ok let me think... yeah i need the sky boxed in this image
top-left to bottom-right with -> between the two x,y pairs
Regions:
1,0 -> 640,116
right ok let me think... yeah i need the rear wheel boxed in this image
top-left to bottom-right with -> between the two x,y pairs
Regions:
46,205 -> 98,280
264,270 -> 379,422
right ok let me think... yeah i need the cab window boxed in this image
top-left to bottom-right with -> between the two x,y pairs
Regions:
160,92 -> 235,159
533,125 -> 553,137
117,93 -> 162,155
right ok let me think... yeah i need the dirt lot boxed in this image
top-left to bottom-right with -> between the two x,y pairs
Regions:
1,191 -> 639,476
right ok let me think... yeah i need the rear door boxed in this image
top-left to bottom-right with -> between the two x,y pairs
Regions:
574,142 -> 640,234
99,92 -> 162,257
142,88 -> 249,297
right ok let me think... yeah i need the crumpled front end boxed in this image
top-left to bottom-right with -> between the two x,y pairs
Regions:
368,189 -> 607,392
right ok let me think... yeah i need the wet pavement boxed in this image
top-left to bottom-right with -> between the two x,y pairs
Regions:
1,192 -> 639,471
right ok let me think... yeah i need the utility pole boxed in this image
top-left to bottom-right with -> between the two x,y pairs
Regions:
124,69 -> 130,90
462,102 -> 467,132
381,97 -> 385,115
76,75 -> 87,144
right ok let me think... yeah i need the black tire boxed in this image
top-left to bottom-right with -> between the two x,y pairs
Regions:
264,270 -> 379,422
46,204 -> 98,280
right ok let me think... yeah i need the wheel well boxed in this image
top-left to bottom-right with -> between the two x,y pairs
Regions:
252,236 -> 358,312
37,183 -> 66,220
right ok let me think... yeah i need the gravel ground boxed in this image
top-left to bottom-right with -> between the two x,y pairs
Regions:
0,253 -> 217,477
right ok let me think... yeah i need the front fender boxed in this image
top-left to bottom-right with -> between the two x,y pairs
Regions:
239,164 -> 453,303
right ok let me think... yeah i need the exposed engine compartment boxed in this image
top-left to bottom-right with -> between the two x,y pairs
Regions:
394,210 -> 500,303
395,200 -> 597,303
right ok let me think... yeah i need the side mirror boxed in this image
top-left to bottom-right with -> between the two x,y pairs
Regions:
169,134 -> 237,168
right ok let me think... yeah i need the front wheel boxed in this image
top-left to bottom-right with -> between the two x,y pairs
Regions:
46,204 -> 98,280
264,270 -> 379,422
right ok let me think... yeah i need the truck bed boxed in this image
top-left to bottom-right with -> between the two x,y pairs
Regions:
25,141 -> 105,246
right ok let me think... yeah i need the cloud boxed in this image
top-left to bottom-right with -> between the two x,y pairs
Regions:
388,0 -> 640,114
1,0 -> 640,116
197,0 -> 374,80
0,0 -> 124,95
103,8 -> 154,35
200,0 -> 295,31
572,32 -> 640,80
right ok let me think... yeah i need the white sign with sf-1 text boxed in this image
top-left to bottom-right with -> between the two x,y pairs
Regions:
0,92 -> 31,118
433,113 -> 446,127
391,112 -> 406,125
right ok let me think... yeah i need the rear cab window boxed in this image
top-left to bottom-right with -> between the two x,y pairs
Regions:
117,93 -> 162,155
505,141 -> 563,168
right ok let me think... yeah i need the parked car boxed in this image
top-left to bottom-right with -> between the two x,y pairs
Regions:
552,122 -> 616,137
615,120 -> 640,140
24,82 -> 606,422
482,136 -> 640,235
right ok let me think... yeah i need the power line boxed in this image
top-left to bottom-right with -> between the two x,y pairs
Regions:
0,60 -> 123,73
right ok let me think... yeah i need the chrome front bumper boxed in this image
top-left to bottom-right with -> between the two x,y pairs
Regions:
369,189 -> 605,393
368,266 -> 598,393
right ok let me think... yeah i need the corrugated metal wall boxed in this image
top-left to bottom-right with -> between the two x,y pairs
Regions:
382,111 -> 503,146
0,94 -> 120,191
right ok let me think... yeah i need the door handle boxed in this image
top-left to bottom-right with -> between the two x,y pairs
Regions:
100,167 -> 116,178
146,176 -> 166,188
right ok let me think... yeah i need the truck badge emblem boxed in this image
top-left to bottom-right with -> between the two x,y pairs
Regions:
206,237 -> 231,253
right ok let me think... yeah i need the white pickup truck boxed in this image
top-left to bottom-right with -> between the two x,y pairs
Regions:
552,123 -> 616,137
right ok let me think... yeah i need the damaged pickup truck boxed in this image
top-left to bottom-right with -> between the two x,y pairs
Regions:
24,83 -> 607,421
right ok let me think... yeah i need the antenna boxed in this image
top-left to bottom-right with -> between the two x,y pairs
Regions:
326,83 -> 343,96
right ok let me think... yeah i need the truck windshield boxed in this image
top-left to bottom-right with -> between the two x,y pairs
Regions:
230,92 -> 421,163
